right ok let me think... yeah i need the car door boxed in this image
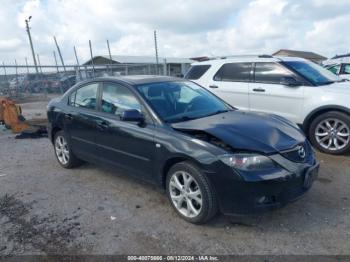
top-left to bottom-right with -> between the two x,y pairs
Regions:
64,82 -> 101,160
248,62 -> 304,123
94,82 -> 156,180
205,62 -> 252,111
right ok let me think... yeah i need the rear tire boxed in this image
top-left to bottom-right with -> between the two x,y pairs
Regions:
309,111 -> 350,154
54,130 -> 82,168
166,161 -> 218,224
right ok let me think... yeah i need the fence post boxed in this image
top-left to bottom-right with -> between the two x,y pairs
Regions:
15,59 -> 18,97
2,62 -> 9,95
163,59 -> 167,76
54,36 -> 67,73
107,39 -> 113,75
25,57 -> 29,74
89,40 -> 95,78
53,51 -> 59,74
74,46 -> 82,80
37,54 -> 47,97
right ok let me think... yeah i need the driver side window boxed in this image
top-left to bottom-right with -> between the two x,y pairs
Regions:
101,83 -> 141,116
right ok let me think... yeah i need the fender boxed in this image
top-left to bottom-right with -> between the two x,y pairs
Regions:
303,105 -> 350,130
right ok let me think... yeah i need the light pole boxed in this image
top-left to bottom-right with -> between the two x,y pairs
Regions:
25,16 -> 39,74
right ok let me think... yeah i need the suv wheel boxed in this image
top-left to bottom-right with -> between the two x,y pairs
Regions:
166,162 -> 218,224
54,130 -> 82,168
309,111 -> 350,154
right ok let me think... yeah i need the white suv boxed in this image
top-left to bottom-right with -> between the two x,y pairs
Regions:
185,55 -> 350,155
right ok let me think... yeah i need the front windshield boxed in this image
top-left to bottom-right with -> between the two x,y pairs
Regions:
136,81 -> 231,123
283,61 -> 340,85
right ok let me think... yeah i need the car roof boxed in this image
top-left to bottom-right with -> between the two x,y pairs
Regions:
93,75 -> 182,85
191,55 -> 308,65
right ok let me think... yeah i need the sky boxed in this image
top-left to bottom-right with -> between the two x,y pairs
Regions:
0,0 -> 349,66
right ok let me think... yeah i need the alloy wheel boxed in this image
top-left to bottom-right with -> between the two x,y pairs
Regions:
315,118 -> 350,151
55,135 -> 70,165
169,171 -> 202,218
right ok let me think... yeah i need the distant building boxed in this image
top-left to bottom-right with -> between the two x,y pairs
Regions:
272,49 -> 327,64
83,55 -> 193,77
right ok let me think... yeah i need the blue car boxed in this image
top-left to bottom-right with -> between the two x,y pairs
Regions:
47,76 -> 319,224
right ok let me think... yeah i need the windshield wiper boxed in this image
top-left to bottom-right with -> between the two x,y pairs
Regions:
166,115 -> 198,123
205,109 -> 231,117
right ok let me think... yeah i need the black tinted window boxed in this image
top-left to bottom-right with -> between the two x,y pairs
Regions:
185,65 -> 211,80
101,83 -> 141,115
214,63 -> 252,82
254,62 -> 293,84
70,83 -> 98,109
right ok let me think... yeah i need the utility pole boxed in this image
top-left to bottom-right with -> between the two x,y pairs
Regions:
25,16 -> 39,74
154,30 -> 159,75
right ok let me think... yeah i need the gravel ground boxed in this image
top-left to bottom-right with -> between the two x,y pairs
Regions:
0,99 -> 350,255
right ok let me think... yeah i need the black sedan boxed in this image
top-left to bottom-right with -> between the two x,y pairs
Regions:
47,76 -> 319,224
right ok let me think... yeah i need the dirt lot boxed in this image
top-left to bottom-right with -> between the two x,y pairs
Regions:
0,98 -> 350,255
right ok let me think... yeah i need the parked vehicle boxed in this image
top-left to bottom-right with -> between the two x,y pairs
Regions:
47,76 -> 318,224
8,74 -> 48,93
186,55 -> 350,155
49,75 -> 76,93
325,63 -> 350,80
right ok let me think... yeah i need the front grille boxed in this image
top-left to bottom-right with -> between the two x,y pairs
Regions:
280,142 -> 311,163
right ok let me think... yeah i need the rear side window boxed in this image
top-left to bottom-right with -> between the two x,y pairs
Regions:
70,83 -> 98,110
213,63 -> 252,82
184,65 -> 211,80
254,62 -> 293,84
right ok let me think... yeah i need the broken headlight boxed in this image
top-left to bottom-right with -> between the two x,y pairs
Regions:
219,154 -> 277,171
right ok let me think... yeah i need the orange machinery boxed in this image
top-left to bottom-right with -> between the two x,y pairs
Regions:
0,97 -> 29,133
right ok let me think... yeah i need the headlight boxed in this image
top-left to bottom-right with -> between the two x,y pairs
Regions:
219,154 -> 277,171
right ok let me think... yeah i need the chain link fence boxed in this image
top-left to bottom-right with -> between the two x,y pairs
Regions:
0,62 -> 179,98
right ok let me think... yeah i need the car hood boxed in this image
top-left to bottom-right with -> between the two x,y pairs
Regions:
171,111 -> 305,154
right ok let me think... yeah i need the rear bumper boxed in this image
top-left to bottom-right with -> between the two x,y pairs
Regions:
209,161 -> 319,215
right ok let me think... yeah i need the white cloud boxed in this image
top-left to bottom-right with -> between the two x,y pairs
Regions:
0,0 -> 349,67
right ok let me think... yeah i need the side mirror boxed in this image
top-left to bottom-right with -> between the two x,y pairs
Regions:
121,109 -> 144,122
280,77 -> 302,87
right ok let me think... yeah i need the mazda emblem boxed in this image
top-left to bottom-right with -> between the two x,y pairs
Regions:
298,146 -> 306,159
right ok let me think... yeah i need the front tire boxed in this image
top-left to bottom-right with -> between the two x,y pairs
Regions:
309,111 -> 350,154
166,162 -> 218,224
54,130 -> 82,168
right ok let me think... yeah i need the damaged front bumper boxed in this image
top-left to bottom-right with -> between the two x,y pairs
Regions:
205,152 -> 319,215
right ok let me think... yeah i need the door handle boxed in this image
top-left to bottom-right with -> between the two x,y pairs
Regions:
253,88 -> 265,92
96,120 -> 110,131
209,85 -> 219,89
65,113 -> 73,120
